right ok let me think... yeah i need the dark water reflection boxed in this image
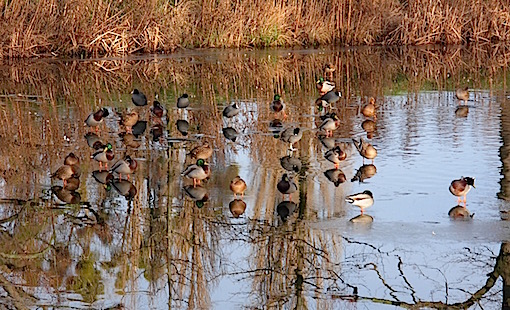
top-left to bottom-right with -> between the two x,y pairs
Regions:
0,45 -> 510,308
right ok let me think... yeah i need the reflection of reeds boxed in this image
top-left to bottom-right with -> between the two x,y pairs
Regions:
2,0 -> 510,57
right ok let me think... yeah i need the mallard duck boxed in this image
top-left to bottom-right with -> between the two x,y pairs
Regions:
280,127 -> 303,151
449,176 -> 475,203
223,103 -> 240,118
91,143 -> 114,170
324,169 -> 346,187
353,137 -> 377,163
324,63 -> 335,79
110,155 -> 137,180
222,127 -> 239,142
277,173 -> 298,199
455,87 -> 469,105
280,155 -> 302,173
316,77 -> 335,95
176,119 -> 189,136
324,146 -> 346,169
121,110 -> 139,133
345,190 -> 374,214
351,164 -> 377,182
151,100 -> 167,118
131,89 -> 147,106
189,142 -> 213,160
119,132 -> 141,149
229,199 -> 247,218
64,152 -> 80,166
276,201 -> 297,222
361,97 -> 377,120
230,176 -> 247,198
182,159 -> 210,187
85,107 -> 109,131
51,164 -> 81,187
455,106 -> 469,117
176,94 -> 190,109
319,113 -> 340,137
270,94 -> 286,118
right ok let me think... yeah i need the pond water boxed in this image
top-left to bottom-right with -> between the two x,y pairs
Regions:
0,45 -> 510,309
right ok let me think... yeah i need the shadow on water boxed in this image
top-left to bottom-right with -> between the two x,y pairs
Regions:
0,44 -> 510,308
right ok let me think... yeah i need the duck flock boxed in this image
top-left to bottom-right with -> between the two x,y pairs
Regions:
50,64 -> 476,222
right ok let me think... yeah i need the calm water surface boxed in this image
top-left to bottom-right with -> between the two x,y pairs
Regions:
0,46 -> 509,309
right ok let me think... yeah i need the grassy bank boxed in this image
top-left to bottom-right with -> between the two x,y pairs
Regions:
1,0 -> 510,58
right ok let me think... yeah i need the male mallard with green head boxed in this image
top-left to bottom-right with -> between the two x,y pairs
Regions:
270,94 -> 287,118
91,143 -> 114,170
182,159 -> 210,187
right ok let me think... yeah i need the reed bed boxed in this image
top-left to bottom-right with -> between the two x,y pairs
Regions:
1,0 -> 510,58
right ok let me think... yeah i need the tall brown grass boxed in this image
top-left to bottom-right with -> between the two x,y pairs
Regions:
1,0 -> 510,58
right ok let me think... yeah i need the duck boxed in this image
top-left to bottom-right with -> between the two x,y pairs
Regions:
151,100 -> 167,118
91,143 -> 114,170
222,127 -> 239,142
182,159 -> 210,187
189,142 -> 213,160
85,108 -> 109,130
64,152 -> 80,166
176,93 -> 190,109
176,119 -> 190,136
131,89 -> 147,106
223,103 -> 240,118
455,87 -> 469,105
319,113 -> 340,137
455,106 -> 469,117
229,199 -> 247,218
277,173 -> 298,199
345,190 -> 374,214
120,110 -> 139,133
280,127 -> 303,151
270,94 -> 286,118
324,169 -> 347,187
351,164 -> 377,182
449,176 -> 475,203
110,155 -> 137,180
230,176 -> 247,198
324,63 -> 335,79
353,137 -> 377,164
316,77 -> 335,95
280,155 -> 302,173
324,146 -> 346,169
361,97 -> 377,120
51,164 -> 81,187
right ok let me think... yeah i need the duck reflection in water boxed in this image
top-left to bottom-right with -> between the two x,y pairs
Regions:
448,205 -> 474,220
52,186 -> 81,205
324,169 -> 346,187
131,120 -> 148,137
108,179 -> 137,200
222,127 -> 239,142
229,199 -> 247,218
119,132 -> 141,149
351,164 -> 377,183
269,119 -> 283,138
276,201 -> 297,222
92,170 -> 114,185
280,155 -> 302,173
455,105 -> 469,117
151,124 -> 165,142
349,213 -> 374,223
176,119 -> 190,136
184,185 -> 209,208
361,119 -> 376,139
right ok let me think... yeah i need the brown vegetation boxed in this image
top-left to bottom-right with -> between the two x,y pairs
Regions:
1,0 -> 510,58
